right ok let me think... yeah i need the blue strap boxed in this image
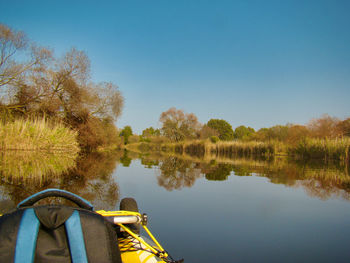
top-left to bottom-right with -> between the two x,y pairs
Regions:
65,210 -> 88,263
15,208 -> 40,263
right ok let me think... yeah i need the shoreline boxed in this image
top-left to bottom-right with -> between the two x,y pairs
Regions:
126,138 -> 350,163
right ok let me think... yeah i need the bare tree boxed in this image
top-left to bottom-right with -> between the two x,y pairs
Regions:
0,23 -> 51,106
307,114 -> 340,139
88,82 -> 124,121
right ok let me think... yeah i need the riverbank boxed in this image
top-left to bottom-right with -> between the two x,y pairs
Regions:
0,118 -> 79,153
126,137 -> 350,163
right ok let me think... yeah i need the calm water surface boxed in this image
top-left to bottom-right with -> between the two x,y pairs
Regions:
1,150 -> 350,262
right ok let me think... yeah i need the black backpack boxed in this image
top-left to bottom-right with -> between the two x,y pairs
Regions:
0,189 -> 122,263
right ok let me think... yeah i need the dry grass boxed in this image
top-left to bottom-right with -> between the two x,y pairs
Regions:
207,140 -> 277,156
177,139 -> 282,157
0,118 -> 79,152
130,137 -> 350,163
289,138 -> 350,162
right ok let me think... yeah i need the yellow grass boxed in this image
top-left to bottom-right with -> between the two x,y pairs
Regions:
0,118 -> 79,152
289,137 -> 350,162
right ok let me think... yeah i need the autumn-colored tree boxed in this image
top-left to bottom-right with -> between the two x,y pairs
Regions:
160,107 -> 201,142
207,119 -> 234,141
286,125 -> 310,144
198,125 -> 219,140
16,47 -> 124,122
307,114 -> 339,139
20,48 -> 123,151
335,118 -> 350,137
1,24 -> 124,151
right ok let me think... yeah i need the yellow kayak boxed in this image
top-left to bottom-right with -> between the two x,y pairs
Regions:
97,210 -> 173,263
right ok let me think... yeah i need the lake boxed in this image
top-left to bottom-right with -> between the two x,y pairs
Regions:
1,150 -> 350,262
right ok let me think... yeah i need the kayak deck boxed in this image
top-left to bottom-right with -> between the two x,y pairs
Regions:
96,210 -> 174,263
119,236 -> 166,263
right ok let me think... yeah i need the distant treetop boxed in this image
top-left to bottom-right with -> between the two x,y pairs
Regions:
207,119 -> 234,141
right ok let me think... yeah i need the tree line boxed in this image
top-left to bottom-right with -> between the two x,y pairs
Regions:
138,107 -> 350,145
0,24 -> 124,151
2,24 -> 349,151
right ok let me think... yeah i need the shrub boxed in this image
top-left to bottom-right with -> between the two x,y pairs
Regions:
210,136 -> 220,143
207,119 -> 234,141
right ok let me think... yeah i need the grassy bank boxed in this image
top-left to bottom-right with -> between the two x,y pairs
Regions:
127,140 -> 281,159
128,137 -> 350,163
205,140 -> 282,156
0,118 -> 79,153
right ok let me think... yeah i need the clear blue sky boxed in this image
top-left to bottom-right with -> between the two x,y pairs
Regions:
2,0 -> 349,133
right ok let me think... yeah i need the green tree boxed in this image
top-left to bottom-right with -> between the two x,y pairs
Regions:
142,127 -> 160,137
160,107 -> 201,142
207,119 -> 234,141
253,125 -> 289,142
120,126 -> 133,144
234,125 -> 255,140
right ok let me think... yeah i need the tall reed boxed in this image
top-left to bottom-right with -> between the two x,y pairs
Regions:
0,118 -> 79,152
289,138 -> 350,162
203,140 -> 280,157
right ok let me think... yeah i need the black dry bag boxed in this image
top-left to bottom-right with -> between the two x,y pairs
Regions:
0,189 -> 122,263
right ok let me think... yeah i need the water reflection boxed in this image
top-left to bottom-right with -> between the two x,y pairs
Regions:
157,157 -> 202,190
0,151 -> 76,185
1,150 -> 350,215
0,151 -> 123,213
202,163 -> 234,181
138,153 -> 350,200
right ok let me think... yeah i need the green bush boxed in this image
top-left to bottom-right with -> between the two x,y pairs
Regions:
210,136 -> 220,143
207,119 -> 234,141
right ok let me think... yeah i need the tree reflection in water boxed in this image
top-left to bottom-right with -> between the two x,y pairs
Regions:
140,153 -> 350,200
1,150 -> 350,214
157,157 -> 202,191
202,163 -> 234,181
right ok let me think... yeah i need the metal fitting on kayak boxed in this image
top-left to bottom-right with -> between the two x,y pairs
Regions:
105,215 -> 142,224
142,213 -> 148,226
